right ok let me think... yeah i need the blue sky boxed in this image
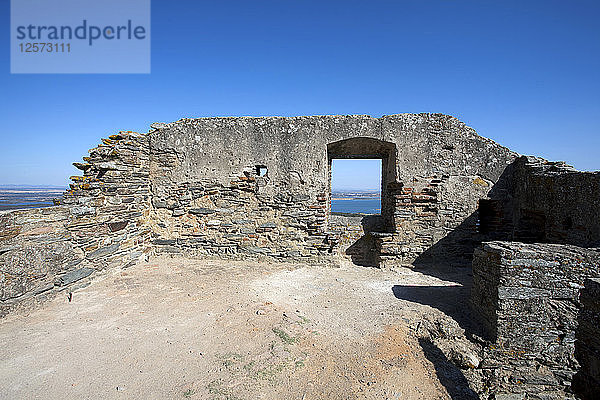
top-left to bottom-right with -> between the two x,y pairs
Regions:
1,0 -> 599,186
332,159 -> 381,191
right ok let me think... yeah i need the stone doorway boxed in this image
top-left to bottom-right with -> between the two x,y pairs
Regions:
326,138 -> 397,266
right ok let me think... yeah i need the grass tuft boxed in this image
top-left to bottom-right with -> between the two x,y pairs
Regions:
272,327 -> 296,344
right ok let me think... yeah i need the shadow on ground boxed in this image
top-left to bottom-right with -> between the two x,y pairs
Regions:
391,272 -> 483,339
344,214 -> 387,267
418,337 -> 480,400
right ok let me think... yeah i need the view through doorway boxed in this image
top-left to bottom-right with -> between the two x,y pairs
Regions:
330,159 -> 382,215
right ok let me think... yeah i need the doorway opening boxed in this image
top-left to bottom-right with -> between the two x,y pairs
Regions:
326,137 -> 398,266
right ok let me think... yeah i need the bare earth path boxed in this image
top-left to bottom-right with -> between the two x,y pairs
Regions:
0,257 -> 480,399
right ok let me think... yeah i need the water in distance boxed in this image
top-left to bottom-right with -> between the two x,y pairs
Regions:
331,191 -> 381,214
0,185 -> 65,211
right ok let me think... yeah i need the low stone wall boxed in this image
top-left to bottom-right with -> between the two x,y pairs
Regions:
471,241 -> 600,398
0,207 -> 87,316
573,278 -> 600,399
1,131 -> 155,317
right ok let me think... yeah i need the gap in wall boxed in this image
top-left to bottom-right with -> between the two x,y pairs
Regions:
330,158 -> 382,215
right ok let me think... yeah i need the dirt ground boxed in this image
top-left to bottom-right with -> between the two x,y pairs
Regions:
0,257 -> 482,399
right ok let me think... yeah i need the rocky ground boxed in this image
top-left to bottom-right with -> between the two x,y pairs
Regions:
0,257 -> 485,399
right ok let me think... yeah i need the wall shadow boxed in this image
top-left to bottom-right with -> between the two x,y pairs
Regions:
344,214 -> 386,267
413,161 -> 517,271
418,337 -> 480,400
341,162 -> 519,337
571,281 -> 600,400
345,234 -> 378,267
341,160 -> 518,272
386,162 -> 520,340
412,212 -> 483,269
392,282 -> 483,339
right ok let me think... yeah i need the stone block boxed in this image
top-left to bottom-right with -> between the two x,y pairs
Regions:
189,208 -> 216,215
54,267 -> 94,286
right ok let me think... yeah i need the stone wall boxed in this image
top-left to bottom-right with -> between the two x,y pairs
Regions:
0,207 -> 87,316
61,130 -> 153,267
472,241 -> 600,398
1,131 -> 154,316
469,156 -> 600,397
0,113 -> 523,316
147,114 -> 517,266
478,156 -> 600,247
512,157 -> 600,247
573,278 -> 600,399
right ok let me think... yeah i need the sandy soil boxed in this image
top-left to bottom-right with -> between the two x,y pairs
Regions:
0,257 -> 480,399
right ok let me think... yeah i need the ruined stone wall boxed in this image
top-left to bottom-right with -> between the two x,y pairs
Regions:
573,278 -> 600,399
469,156 -> 600,397
146,114 -> 516,265
472,241 -> 600,398
510,156 -> 600,247
478,156 -> 600,247
62,130 -> 153,266
1,113 -> 519,315
0,131 -> 154,316
0,207 -> 87,316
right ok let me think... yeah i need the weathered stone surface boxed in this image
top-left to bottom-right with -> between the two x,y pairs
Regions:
481,156 -> 600,248
87,244 -> 120,260
0,207 -> 88,315
107,221 -> 128,232
0,245 -> 19,255
572,278 -> 600,399
472,241 -> 600,397
72,162 -> 91,171
70,206 -> 95,217
145,114 -> 520,264
242,246 -> 269,254
150,122 -> 168,130
493,394 -> 525,400
188,208 -> 216,215
54,267 -> 94,286
153,239 -> 175,245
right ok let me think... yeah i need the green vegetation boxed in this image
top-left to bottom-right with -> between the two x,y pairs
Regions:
206,380 -> 240,400
218,353 -> 244,368
256,362 -> 288,383
272,327 -> 296,345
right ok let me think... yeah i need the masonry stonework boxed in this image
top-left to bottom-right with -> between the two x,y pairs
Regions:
573,278 -> 600,399
146,114 -> 516,265
1,131 -> 152,316
472,242 -> 600,398
469,154 -> 600,399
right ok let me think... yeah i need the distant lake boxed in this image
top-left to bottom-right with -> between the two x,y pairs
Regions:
331,198 -> 381,214
0,187 -> 65,211
0,187 -> 382,214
